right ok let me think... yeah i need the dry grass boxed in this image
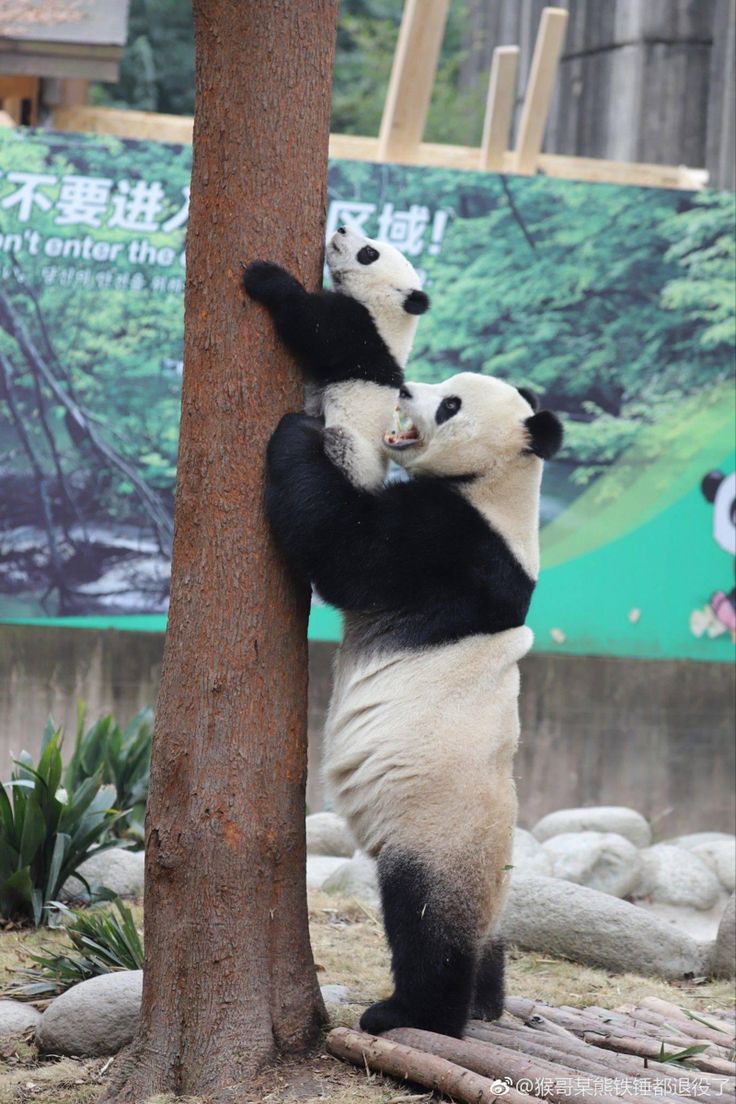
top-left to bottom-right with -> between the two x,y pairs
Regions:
0,890 -> 733,1104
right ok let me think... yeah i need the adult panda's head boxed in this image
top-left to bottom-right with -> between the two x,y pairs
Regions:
327,226 -> 429,368
384,372 -> 563,484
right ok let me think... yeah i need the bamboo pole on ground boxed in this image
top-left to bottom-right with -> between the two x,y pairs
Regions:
466,1024 -> 673,1104
385,1028 -> 619,1104
584,1031 -> 736,1077
325,1027 -> 540,1104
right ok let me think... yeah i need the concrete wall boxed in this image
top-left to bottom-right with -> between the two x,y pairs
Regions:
2,626 -> 733,837
459,0 -> 736,188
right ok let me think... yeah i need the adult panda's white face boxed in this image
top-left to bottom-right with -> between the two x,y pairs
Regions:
327,226 -> 429,368
384,372 -> 563,482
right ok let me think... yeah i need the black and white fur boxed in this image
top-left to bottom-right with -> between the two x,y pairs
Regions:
244,259 -> 562,1040
243,226 -> 428,490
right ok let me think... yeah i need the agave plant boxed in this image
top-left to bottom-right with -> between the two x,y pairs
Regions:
2,897 -> 144,1000
0,724 -> 124,926
64,702 -> 152,845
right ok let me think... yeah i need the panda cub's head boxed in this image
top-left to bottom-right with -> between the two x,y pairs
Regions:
327,226 -> 429,367
384,372 -> 563,481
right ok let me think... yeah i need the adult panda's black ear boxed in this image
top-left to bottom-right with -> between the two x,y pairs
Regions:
701,470 -> 725,502
517,387 -> 539,411
403,289 -> 430,315
524,410 -> 563,460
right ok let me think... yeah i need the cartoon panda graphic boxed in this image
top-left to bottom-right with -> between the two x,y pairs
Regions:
690,470 -> 736,641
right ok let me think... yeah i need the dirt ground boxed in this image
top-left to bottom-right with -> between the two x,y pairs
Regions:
0,891 -> 733,1104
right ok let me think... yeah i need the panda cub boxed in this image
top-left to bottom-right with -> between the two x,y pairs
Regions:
245,245 -> 563,1039
243,226 -> 429,490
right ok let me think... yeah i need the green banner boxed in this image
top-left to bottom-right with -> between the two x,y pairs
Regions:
0,129 -> 734,661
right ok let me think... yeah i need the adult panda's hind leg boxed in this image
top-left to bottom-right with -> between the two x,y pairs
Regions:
360,849 -> 477,1039
471,934 -> 505,1021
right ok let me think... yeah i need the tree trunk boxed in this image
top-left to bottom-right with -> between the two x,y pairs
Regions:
105,1 -> 339,1099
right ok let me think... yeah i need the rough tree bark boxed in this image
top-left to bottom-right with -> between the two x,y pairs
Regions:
105,1 -> 339,1099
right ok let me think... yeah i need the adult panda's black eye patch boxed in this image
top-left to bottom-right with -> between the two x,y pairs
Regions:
357,245 -> 380,265
435,396 -> 462,425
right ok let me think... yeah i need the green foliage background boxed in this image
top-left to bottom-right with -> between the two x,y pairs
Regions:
0,128 -> 734,659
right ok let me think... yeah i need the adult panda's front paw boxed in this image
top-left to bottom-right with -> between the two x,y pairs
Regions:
242,260 -> 298,305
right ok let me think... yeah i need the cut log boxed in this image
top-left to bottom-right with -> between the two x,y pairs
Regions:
466,1023 -> 677,1104
386,1027 -> 619,1104
585,1031 -> 736,1076
506,999 -> 615,1037
602,1005 -> 732,1055
636,998 -> 736,1047
325,1027 -> 541,1104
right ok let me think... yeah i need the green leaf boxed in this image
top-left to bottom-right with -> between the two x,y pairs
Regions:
44,833 -> 70,902
18,796 -> 45,867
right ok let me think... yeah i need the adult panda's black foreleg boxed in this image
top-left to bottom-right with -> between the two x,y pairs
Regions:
360,849 -> 478,1039
471,934 -> 506,1021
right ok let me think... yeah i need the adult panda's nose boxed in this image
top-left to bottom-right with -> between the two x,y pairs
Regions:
336,226 -> 347,235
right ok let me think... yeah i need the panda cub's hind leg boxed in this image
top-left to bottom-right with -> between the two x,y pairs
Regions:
471,934 -> 506,1021
360,849 -> 478,1039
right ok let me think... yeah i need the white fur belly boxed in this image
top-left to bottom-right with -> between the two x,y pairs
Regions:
321,380 -> 396,490
324,627 -> 533,858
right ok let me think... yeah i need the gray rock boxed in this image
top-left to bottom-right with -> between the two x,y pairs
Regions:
0,999 -> 41,1038
37,971 -> 142,1057
320,984 -> 352,1007
62,848 -> 145,900
666,832 -> 735,850
502,875 -> 709,979
533,807 -> 652,848
711,895 -> 735,978
321,852 -> 380,907
306,854 -> 348,889
541,831 -> 641,897
306,812 -> 356,858
691,839 -> 736,893
511,829 -> 552,878
634,845 -> 721,910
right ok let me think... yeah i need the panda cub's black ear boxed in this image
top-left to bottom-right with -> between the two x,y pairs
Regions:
403,289 -> 430,315
517,387 -> 539,411
525,410 -> 563,460
701,470 -> 725,503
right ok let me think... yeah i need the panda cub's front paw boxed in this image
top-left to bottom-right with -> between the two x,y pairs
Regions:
242,260 -> 297,305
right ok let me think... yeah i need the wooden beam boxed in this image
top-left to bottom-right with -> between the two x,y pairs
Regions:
377,0 -> 450,163
480,46 -> 519,172
53,105 -> 193,144
50,105 -> 708,192
514,7 -> 568,175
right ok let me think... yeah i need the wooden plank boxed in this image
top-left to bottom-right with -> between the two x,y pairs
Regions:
480,45 -> 519,172
514,7 -> 569,175
49,105 -> 707,192
53,105 -> 193,144
377,0 -> 450,163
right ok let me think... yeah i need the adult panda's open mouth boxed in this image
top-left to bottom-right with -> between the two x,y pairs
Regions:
384,407 -> 422,450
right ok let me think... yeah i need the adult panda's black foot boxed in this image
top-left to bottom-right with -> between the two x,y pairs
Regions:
360,997 -> 414,1035
360,996 -> 468,1038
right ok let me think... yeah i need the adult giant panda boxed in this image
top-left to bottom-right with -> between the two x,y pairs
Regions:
256,356 -> 562,1038
243,226 -> 429,490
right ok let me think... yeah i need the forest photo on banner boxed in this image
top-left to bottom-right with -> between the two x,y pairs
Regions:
0,128 -> 733,661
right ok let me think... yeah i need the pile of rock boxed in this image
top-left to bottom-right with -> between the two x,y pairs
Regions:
0,806 -> 732,1060
0,973 -> 351,1058
306,807 -> 735,982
